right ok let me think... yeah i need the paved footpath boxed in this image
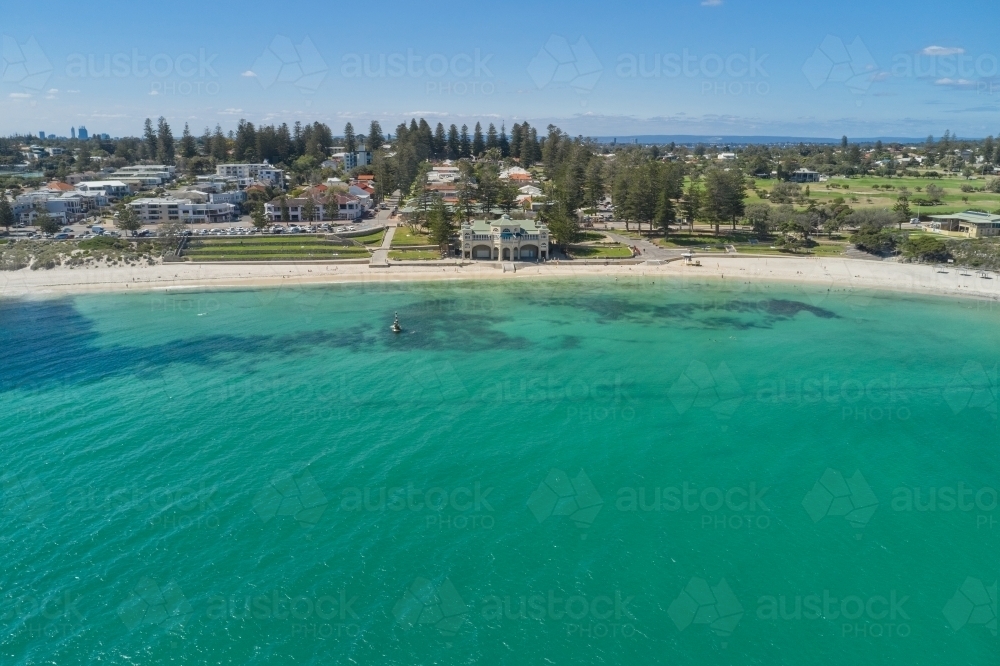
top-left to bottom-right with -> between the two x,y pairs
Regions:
370,222 -> 397,266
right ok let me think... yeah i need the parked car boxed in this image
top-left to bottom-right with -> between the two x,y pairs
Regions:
54,233 -> 69,239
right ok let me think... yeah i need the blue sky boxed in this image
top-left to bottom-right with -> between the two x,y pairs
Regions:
3,0 -> 1000,139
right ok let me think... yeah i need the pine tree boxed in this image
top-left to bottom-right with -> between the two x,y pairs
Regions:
179,123 -> 197,158
510,123 -> 522,159
472,122 -> 485,156
344,123 -> 357,152
0,196 -> 13,231
211,125 -> 228,161
143,118 -> 157,160
433,123 -> 446,158
499,124 -> 510,157
115,204 -> 142,236
367,120 -> 384,150
234,119 -> 257,162
201,126 -> 212,157
459,124 -> 471,158
156,117 -> 174,163
486,123 -> 499,151
447,125 -> 460,159
427,196 -> 455,252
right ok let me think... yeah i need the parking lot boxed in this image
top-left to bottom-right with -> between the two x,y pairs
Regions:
7,207 -> 394,241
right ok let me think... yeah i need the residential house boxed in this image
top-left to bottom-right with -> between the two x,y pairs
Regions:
788,168 -> 821,183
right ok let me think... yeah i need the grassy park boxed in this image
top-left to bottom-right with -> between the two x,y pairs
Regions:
750,174 -> 1000,216
183,235 -> 371,261
388,249 -> 441,260
567,244 -> 633,259
390,227 -> 433,246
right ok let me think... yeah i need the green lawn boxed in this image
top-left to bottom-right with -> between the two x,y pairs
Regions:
577,231 -> 611,242
388,249 -> 441,260
567,244 -> 633,258
608,229 -> 645,240
752,174 -> 1000,214
391,227 -> 433,246
184,236 -> 370,261
656,232 -> 848,257
347,230 -> 386,245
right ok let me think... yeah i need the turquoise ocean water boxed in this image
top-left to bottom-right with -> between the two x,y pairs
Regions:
0,277 -> 997,664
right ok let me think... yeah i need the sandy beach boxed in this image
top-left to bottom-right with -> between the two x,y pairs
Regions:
2,255 -> 1000,302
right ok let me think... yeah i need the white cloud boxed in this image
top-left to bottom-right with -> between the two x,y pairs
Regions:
935,78 -> 976,87
8,92 -> 32,99
47,88 -> 58,94
701,0 -> 723,5
922,46 -> 964,56
67,89 -> 80,93
219,108 -> 244,115
149,89 -> 160,95
241,70 -> 257,77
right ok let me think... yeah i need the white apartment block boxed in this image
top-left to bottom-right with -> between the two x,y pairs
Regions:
215,163 -> 285,187
264,195 -> 363,222
129,197 -> 236,223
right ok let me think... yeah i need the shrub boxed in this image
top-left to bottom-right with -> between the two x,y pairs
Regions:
850,223 -> 897,254
903,235 -> 949,262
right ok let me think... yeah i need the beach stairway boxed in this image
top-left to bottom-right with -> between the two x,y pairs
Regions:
502,262 -> 516,273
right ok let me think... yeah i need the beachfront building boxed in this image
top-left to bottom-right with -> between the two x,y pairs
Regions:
129,197 -> 237,223
263,194 -> 363,222
460,215 -> 549,261
926,211 -> 1000,238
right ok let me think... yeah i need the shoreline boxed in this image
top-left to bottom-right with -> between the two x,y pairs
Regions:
2,256 -> 1000,303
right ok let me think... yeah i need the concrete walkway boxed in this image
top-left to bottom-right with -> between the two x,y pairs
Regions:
603,230 -> 687,261
370,222 -> 397,267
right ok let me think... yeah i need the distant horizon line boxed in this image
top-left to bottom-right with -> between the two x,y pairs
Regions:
6,130 -> 980,147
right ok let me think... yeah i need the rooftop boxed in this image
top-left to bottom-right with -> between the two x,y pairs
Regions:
464,216 -> 546,233
928,210 -> 1000,224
